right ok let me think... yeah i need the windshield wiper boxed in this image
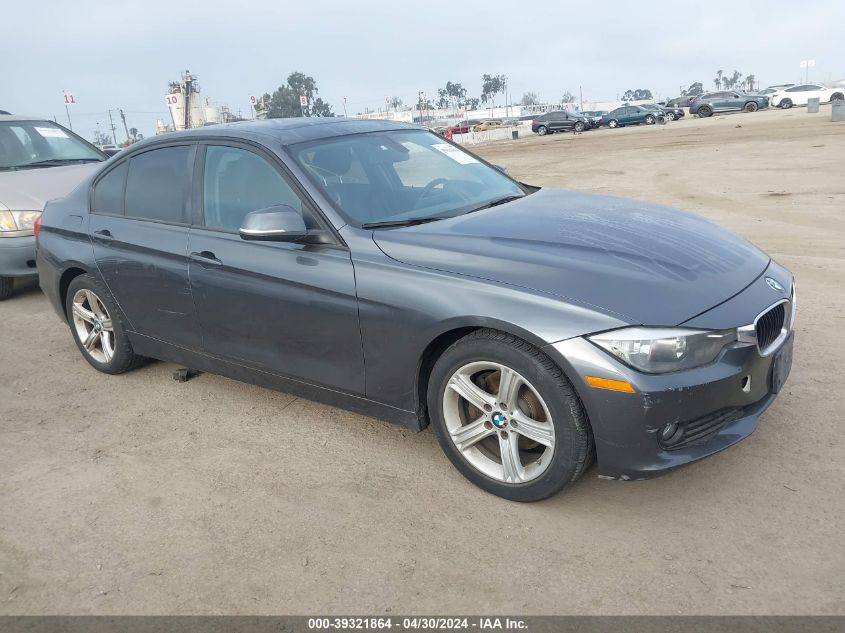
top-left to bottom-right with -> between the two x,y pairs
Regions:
361,217 -> 448,229
464,194 -> 525,214
15,158 -> 103,169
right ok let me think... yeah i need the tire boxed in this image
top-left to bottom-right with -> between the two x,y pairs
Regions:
832,93 -> 844,102
537,125 -> 548,136
65,274 -> 144,374
697,105 -> 713,118
744,101 -> 758,112
427,329 -> 594,502
665,112 -> 675,121
645,114 -> 656,125
607,119 -> 619,128
0,276 -> 13,300
780,99 -> 792,109
574,121 -> 585,132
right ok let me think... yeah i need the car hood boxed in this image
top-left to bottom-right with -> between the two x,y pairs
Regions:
372,189 -> 770,326
0,163 -> 101,211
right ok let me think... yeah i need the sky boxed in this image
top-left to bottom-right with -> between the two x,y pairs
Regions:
3,0 -> 843,141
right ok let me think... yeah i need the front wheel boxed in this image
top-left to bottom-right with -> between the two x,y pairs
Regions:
697,105 -> 713,117
744,101 -> 758,112
607,119 -> 619,128
536,125 -> 548,136
0,276 -> 13,300
574,121 -> 585,132
665,112 -> 675,121
780,99 -> 792,109
428,329 -> 594,501
645,114 -> 656,125
831,93 -> 844,102
65,274 -> 144,374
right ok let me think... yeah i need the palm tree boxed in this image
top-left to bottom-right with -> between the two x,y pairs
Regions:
714,70 -> 723,89
745,74 -> 756,92
730,70 -> 742,90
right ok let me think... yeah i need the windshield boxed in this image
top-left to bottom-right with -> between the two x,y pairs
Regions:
0,121 -> 105,170
291,129 -> 526,227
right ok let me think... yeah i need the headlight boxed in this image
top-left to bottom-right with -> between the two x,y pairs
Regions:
588,327 -> 737,374
0,210 -> 41,232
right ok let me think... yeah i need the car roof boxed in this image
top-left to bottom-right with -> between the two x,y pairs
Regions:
147,117 -> 422,148
0,114 -> 58,123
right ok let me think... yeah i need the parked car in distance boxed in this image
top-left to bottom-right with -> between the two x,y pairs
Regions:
642,103 -> 685,121
599,105 -> 663,128
689,91 -> 770,117
0,115 -> 107,299
473,120 -> 504,132
769,84 -> 845,109
37,118 -> 795,501
663,96 -> 694,108
97,144 -> 122,157
531,110 -> 592,135
579,110 -> 607,126
447,120 -> 481,135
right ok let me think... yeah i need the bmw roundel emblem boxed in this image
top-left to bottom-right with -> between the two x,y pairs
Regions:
492,413 -> 508,428
765,277 -> 784,292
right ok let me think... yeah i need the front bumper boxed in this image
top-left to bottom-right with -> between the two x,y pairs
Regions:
0,235 -> 38,278
546,332 -> 793,480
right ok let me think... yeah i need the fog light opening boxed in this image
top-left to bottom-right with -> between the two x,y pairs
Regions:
741,375 -> 752,393
660,422 -> 682,446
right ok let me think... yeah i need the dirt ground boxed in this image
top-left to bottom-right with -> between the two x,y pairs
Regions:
1,106 -> 843,615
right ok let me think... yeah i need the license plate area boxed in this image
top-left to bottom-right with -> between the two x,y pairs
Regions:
770,333 -> 794,394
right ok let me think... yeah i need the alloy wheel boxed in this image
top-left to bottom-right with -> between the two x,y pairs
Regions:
442,361 -> 556,484
71,289 -> 115,363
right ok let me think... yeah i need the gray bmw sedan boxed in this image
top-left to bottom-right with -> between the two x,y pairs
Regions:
36,118 -> 794,501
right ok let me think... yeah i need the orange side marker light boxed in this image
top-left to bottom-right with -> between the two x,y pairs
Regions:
584,376 -> 636,393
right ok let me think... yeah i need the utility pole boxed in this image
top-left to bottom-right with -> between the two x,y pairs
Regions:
343,97 -> 348,117
183,70 -> 193,130
108,110 -> 118,145
579,86 -> 583,112
119,109 -> 130,143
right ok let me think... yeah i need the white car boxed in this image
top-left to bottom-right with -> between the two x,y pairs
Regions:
770,84 -> 845,109
0,115 -> 106,298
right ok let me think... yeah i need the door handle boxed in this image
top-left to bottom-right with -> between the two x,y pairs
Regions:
92,229 -> 114,242
189,251 -> 222,267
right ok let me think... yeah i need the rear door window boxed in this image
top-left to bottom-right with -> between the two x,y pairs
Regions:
91,162 -> 128,215
124,146 -> 192,224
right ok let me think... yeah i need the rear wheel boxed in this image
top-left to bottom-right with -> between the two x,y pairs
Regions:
832,92 -> 844,102
428,329 -> 593,502
65,274 -> 143,374
780,99 -> 793,109
607,119 -> 619,128
697,105 -> 713,117
537,125 -> 548,136
744,101 -> 758,112
574,121 -> 585,132
0,276 -> 13,300
665,112 -> 675,121
645,114 -> 656,125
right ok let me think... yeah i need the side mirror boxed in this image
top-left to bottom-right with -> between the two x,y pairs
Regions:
239,205 -> 308,242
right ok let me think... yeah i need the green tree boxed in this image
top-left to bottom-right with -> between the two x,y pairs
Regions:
481,73 -> 506,107
520,91 -> 539,106
622,88 -> 653,101
266,72 -> 334,118
682,82 -> 704,97
714,70 -> 723,90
